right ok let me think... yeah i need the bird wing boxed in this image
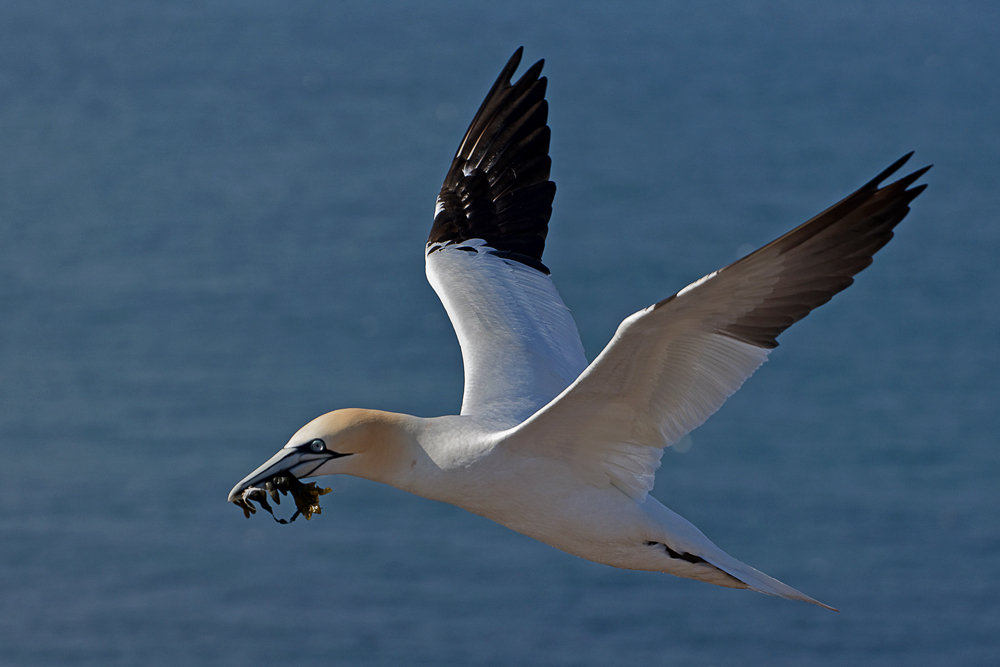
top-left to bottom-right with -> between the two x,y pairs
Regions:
425,49 -> 587,425
506,155 -> 930,501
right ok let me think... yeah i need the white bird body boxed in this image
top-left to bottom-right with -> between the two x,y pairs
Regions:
229,48 -> 929,611
279,407 -> 803,597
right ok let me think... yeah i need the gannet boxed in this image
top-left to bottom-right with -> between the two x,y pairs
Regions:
228,48 -> 929,610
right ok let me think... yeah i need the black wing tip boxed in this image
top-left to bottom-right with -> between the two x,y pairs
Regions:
501,47 -> 545,86
522,57 -> 545,79
695,153 -> 931,350
501,47 -> 524,80
879,158 -> 931,212
898,164 -> 932,191
870,152 -> 932,191
869,151 -> 913,186
429,49 -> 556,271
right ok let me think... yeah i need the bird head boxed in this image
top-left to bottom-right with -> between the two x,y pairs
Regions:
227,408 -> 413,506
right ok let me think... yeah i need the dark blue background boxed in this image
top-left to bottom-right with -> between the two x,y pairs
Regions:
1,1 -> 996,665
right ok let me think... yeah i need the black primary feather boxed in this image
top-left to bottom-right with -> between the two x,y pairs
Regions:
428,48 -> 556,274
655,153 -> 931,350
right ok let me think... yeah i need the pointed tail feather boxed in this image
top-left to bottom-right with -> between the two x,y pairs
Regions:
647,500 -> 837,610
703,553 -> 838,611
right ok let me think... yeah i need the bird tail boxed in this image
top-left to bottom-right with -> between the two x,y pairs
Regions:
700,552 -> 838,611
646,498 -> 838,611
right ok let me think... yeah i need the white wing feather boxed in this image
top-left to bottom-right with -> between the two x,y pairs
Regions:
507,269 -> 771,501
505,155 -> 929,502
425,241 -> 588,426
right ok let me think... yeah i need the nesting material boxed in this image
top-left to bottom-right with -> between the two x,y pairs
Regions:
232,473 -> 331,524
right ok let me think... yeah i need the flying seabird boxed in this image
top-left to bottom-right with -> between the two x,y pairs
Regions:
228,48 -> 929,610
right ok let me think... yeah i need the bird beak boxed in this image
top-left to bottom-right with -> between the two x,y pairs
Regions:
227,447 -> 335,503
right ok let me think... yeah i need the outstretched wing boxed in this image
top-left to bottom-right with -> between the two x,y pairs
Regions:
426,48 -> 587,425
507,155 -> 931,500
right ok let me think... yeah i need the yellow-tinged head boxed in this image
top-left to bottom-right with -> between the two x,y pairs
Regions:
227,408 -> 416,505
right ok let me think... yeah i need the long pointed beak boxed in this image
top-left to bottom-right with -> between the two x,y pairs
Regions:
227,448 -> 334,503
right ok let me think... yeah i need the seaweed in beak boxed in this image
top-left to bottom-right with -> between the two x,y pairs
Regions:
232,472 -> 332,523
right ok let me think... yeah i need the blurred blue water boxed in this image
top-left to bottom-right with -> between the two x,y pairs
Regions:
0,1 -> 997,665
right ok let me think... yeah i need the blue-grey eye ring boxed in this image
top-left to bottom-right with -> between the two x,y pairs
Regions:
308,439 -> 325,452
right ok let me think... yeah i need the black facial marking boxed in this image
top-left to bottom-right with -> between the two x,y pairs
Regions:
297,439 -> 350,459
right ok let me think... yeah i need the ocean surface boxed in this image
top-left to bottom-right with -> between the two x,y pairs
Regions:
1,2 -> 997,665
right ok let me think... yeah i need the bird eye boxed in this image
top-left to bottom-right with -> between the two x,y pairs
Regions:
308,439 -> 326,452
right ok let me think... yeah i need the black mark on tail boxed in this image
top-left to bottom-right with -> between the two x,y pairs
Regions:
646,540 -> 708,565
